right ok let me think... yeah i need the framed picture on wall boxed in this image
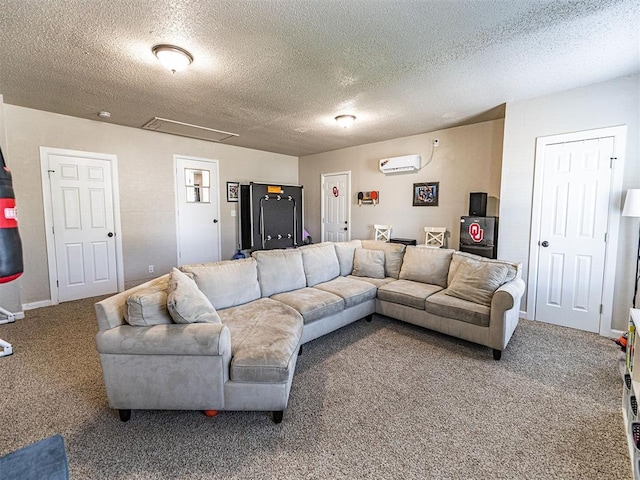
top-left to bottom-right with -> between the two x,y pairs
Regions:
413,181 -> 439,206
227,182 -> 239,202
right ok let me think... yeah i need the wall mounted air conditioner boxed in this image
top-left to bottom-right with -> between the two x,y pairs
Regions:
379,154 -> 421,174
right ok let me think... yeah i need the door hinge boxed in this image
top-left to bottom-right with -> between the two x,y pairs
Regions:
56,280 -> 59,287
47,169 -> 55,177
52,226 -> 54,235
599,304 -> 603,314
604,232 -> 607,243
610,157 -> 617,168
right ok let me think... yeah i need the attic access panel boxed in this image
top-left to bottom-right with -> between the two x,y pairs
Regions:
239,183 -> 303,251
141,117 -> 238,142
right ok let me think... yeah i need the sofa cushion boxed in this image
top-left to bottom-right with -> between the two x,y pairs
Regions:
361,240 -> 406,278
181,258 -> 261,310
425,291 -> 491,327
399,246 -> 454,288
300,242 -> 340,286
346,275 -> 396,287
377,279 -> 443,310
124,275 -> 173,326
314,276 -> 377,308
352,248 -> 385,279
218,298 -> 303,383
271,287 -> 344,324
334,240 -> 362,276
252,249 -> 307,297
445,261 -> 508,306
448,251 -> 521,285
166,268 -> 222,324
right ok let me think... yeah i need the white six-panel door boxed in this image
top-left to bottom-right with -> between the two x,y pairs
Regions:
534,137 -> 614,332
322,172 -> 350,242
46,153 -> 119,302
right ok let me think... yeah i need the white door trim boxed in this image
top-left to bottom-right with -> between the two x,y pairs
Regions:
173,154 -> 221,266
321,171 -> 351,242
527,125 -> 627,337
40,147 -> 125,305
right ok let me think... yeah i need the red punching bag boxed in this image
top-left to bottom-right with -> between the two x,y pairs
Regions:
0,147 -> 23,283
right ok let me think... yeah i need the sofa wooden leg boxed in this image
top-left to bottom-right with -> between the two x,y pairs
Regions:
298,345 -> 303,356
493,349 -> 502,361
118,409 -> 131,422
365,314 -> 373,323
272,411 -> 284,424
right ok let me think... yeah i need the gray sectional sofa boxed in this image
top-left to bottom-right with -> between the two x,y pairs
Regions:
94,240 -> 525,423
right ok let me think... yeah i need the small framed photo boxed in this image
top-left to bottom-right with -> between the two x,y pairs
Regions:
227,182 -> 239,202
413,181 -> 439,206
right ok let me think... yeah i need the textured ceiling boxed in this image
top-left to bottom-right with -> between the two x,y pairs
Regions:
1,0 -> 638,157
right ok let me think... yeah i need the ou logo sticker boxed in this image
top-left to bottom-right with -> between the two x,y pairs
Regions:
332,186 -> 339,197
469,223 -> 484,243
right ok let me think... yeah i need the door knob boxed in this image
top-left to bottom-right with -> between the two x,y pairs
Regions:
213,219 -> 218,223
541,240 -> 549,247
344,221 -> 348,224
107,232 -> 114,238
343,227 -> 348,231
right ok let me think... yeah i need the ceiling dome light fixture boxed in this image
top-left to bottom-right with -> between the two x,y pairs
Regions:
152,44 -> 193,73
335,114 -> 356,128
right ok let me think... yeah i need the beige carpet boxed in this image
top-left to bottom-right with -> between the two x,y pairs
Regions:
0,297 -> 630,479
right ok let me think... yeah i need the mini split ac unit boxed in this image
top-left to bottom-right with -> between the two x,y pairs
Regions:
379,154 -> 421,174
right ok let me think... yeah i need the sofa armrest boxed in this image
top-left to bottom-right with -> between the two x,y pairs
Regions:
489,278 -> 525,351
95,323 -> 231,356
491,278 -> 526,313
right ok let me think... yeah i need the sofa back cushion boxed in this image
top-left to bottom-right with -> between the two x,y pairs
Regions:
445,261 -> 508,306
361,240 -> 406,278
166,268 -> 222,324
180,258 -> 261,310
334,240 -> 363,276
447,251 -> 521,286
300,242 -> 340,286
252,248 -> 307,297
124,275 -> 173,326
352,248 -> 386,279
399,247 -> 454,288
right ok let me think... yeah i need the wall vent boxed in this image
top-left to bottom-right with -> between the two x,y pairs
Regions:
141,117 -> 238,142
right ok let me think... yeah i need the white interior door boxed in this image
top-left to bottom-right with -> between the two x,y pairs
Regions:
47,154 -> 119,302
534,136 -> 614,332
322,172 -> 349,242
175,156 -> 220,266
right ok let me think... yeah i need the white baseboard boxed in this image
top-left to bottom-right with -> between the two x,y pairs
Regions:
23,300 -> 52,311
609,328 -> 625,339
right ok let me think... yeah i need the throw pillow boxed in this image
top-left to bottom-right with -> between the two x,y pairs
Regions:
352,248 -> 386,279
166,267 -> 221,324
124,276 -> 173,326
361,240 -> 406,278
445,261 -> 508,306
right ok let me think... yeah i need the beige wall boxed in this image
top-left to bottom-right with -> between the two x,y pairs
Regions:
4,104 -> 298,305
500,74 -> 640,331
300,119 -> 504,249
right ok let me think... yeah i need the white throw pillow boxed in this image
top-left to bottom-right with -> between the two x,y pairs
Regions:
351,248 -> 386,279
166,268 -> 221,324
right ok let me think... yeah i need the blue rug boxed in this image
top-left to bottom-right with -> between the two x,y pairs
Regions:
0,434 -> 69,479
